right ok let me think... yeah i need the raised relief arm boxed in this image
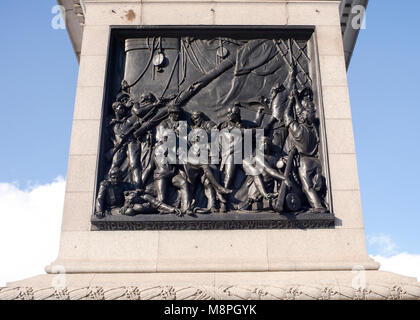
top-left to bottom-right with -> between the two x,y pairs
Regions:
255,155 -> 287,182
254,107 -> 265,127
264,164 -> 287,182
284,90 -> 302,137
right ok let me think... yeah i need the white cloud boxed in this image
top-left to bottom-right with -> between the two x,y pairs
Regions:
367,234 -> 399,256
372,253 -> 420,282
367,233 -> 420,281
0,177 -> 65,287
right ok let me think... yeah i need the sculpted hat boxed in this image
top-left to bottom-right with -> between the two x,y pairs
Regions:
168,103 -> 182,114
191,111 -> 203,119
229,103 -> 241,114
298,87 -> 313,99
116,92 -> 131,102
140,92 -> 156,103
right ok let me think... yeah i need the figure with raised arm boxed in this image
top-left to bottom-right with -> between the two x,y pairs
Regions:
284,87 -> 327,213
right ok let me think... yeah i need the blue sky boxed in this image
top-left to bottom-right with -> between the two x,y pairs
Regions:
348,1 -> 420,255
0,1 -> 418,282
0,1 -> 77,185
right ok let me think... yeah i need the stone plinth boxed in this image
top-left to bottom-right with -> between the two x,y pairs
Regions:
51,0 -> 377,275
3,271 -> 420,300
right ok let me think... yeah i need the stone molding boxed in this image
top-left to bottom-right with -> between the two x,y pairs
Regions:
61,0 -> 365,68
1,283 -> 419,300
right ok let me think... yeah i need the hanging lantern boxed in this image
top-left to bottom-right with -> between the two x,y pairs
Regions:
216,46 -> 229,59
153,52 -> 165,72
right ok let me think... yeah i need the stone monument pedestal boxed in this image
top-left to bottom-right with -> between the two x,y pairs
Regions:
3,271 -> 420,300
2,0 -> 419,300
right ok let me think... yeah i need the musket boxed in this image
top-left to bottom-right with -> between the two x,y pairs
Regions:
111,95 -> 177,157
273,147 -> 297,213
235,96 -> 271,115
287,38 -> 299,95
287,38 -> 301,122
111,120 -> 144,157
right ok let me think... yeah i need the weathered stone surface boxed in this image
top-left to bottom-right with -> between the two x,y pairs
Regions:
56,0 -> 370,274
3,271 -> 419,300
